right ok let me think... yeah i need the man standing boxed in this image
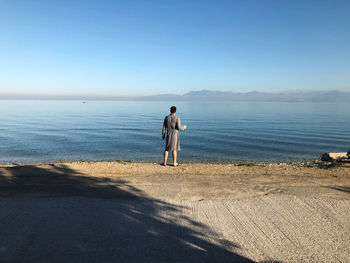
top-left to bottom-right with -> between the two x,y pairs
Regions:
162,106 -> 187,166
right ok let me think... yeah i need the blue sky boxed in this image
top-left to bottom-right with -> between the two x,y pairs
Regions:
0,0 -> 349,96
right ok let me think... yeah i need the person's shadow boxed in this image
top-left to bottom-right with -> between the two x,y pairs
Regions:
0,164 -> 254,263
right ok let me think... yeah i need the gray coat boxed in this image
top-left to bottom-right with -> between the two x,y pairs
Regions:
162,114 -> 185,151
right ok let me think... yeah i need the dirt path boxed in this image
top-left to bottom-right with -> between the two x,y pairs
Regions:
0,162 -> 349,262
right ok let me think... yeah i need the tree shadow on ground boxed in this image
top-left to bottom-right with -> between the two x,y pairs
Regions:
0,164 -> 254,263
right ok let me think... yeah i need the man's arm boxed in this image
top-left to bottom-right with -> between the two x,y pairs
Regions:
176,117 -> 186,130
162,117 -> 167,139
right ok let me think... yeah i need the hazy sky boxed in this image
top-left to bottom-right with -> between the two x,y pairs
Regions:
0,0 -> 349,96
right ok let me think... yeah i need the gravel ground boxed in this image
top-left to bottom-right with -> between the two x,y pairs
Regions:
0,162 -> 349,263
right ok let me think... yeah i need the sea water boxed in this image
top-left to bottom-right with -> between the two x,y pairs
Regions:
0,100 -> 349,163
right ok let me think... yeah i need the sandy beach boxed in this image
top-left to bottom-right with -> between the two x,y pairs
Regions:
1,161 -> 349,262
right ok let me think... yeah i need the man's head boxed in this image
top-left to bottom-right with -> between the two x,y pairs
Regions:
170,106 -> 176,114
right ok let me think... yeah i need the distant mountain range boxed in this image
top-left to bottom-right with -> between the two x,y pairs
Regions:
139,90 -> 350,102
1,90 -> 350,102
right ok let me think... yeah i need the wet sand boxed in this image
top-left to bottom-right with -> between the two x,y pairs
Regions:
0,162 -> 349,262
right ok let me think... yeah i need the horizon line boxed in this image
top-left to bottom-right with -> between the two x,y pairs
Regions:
1,88 -> 350,100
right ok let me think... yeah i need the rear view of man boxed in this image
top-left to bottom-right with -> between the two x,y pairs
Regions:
162,106 -> 187,166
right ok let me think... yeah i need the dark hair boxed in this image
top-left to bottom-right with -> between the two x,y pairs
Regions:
170,106 -> 176,113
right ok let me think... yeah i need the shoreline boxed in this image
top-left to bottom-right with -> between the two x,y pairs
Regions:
0,158 -> 321,168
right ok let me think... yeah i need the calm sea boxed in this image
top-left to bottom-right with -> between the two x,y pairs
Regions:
0,100 -> 349,163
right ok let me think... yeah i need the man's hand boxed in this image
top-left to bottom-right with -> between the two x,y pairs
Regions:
183,125 -> 187,130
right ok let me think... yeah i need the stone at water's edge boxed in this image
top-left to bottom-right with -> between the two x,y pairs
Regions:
321,152 -> 348,162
